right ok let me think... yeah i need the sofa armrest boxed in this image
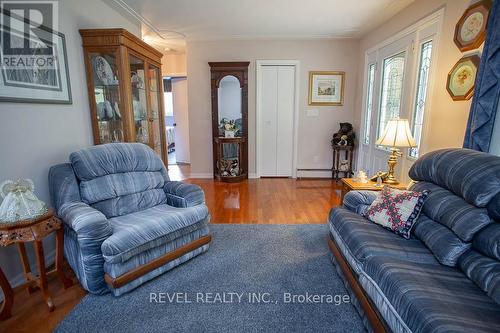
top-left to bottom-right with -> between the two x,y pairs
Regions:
164,181 -> 205,208
343,190 -> 378,215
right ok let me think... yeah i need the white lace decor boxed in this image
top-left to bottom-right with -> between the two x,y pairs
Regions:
0,179 -> 47,223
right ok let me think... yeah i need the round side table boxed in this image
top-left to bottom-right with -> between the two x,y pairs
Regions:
0,209 -> 73,320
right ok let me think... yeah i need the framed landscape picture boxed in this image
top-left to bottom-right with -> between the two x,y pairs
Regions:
308,71 -> 345,106
0,9 -> 72,103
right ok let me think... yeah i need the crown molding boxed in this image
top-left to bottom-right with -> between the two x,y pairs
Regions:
186,33 -> 357,42
110,0 -> 185,39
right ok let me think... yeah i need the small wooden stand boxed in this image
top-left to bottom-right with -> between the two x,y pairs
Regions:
340,178 -> 408,202
0,209 -> 73,320
332,145 -> 354,179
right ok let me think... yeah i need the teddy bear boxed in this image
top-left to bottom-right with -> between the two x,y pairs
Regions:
331,122 -> 355,147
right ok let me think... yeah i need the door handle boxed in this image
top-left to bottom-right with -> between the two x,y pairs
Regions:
173,123 -> 177,126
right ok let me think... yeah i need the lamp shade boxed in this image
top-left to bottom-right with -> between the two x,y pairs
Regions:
376,118 -> 416,148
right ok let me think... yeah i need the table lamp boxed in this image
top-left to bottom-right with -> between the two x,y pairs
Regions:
375,118 -> 416,185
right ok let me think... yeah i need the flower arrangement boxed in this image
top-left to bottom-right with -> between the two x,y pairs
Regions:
219,118 -> 241,137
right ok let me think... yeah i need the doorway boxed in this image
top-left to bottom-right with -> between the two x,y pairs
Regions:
256,60 -> 300,178
358,11 -> 441,182
163,76 -> 190,166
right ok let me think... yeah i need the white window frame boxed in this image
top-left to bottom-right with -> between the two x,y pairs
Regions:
358,8 -> 444,176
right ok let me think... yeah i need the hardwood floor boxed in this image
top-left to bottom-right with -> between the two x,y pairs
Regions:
0,177 -> 342,332
188,178 -> 342,223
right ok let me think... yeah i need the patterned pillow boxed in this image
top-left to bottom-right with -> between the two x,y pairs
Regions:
364,186 -> 429,239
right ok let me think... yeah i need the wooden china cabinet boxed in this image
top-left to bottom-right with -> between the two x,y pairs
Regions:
80,29 -> 167,164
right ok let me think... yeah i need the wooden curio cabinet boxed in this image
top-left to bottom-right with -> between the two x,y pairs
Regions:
209,62 -> 249,182
79,28 -> 167,164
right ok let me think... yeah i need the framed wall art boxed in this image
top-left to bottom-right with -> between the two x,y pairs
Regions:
454,0 -> 492,52
308,71 -> 345,106
0,9 -> 72,103
446,54 -> 480,101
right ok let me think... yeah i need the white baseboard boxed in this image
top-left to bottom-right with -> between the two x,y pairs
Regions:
296,170 -> 332,178
189,173 -> 213,179
248,173 -> 259,179
0,249 -> 56,302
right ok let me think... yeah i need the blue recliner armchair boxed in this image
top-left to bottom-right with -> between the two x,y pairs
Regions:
49,143 -> 211,296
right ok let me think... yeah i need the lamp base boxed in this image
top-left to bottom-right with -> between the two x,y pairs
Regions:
383,148 -> 401,185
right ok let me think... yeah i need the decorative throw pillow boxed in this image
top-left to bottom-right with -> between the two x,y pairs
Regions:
364,186 -> 429,239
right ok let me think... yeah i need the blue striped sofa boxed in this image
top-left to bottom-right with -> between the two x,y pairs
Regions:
49,143 -> 211,296
328,148 -> 500,333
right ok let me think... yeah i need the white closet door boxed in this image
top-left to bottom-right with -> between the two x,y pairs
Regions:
276,66 -> 295,176
258,65 -> 295,177
260,66 -> 279,176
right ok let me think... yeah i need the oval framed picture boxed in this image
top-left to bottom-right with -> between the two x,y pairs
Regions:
446,55 -> 480,101
454,0 -> 492,52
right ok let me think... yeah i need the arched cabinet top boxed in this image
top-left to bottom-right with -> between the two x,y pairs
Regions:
209,62 -> 250,88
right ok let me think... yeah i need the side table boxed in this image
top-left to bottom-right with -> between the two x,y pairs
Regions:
340,178 -> 408,203
0,208 -> 73,320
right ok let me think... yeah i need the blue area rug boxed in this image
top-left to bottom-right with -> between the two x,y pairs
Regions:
57,224 -> 364,332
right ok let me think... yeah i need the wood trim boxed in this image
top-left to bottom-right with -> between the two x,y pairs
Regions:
118,45 -> 133,142
156,66 -> 168,166
79,28 -> 163,58
327,237 -> 388,333
208,62 -> 250,70
104,235 -> 212,289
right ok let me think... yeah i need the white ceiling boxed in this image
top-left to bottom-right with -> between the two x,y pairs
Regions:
111,0 -> 414,53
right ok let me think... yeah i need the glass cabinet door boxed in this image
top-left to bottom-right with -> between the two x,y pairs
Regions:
129,55 -> 149,144
90,51 -> 123,143
148,64 -> 163,156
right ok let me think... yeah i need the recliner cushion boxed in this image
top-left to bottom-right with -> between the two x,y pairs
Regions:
361,255 -> 500,333
70,143 -> 167,181
91,189 -> 166,218
102,204 -> 209,264
80,171 -> 166,204
70,143 -> 170,217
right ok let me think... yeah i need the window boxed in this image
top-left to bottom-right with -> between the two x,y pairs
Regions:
409,41 -> 433,158
363,64 -> 376,144
378,52 -> 405,140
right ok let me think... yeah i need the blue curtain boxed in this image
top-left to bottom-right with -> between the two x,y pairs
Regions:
463,0 -> 500,152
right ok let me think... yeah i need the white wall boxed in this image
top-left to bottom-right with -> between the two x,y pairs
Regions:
172,78 -> 191,163
0,0 -> 139,286
162,53 -> 187,77
186,39 -> 359,177
354,0 -> 477,156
